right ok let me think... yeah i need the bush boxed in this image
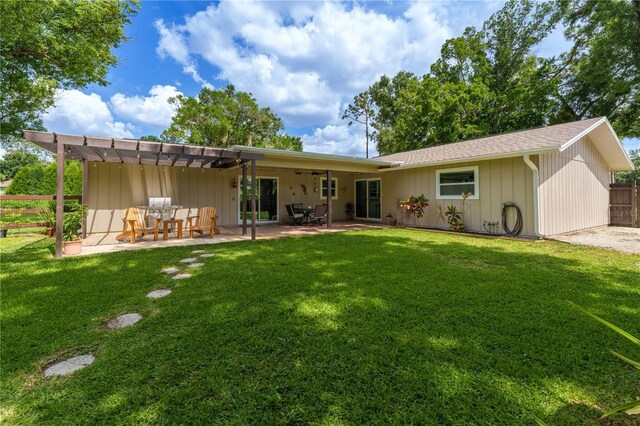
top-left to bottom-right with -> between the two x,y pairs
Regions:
5,160 -> 82,195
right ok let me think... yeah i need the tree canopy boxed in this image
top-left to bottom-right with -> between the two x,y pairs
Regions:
345,0 -> 640,156
162,86 -> 302,151
0,0 -> 139,144
0,150 -> 42,180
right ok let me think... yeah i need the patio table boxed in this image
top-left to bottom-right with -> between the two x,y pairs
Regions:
163,219 -> 183,240
302,206 -> 315,225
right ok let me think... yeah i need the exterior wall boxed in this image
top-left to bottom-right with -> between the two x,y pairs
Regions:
538,136 -> 611,235
86,162 -> 356,233
377,157 -> 536,236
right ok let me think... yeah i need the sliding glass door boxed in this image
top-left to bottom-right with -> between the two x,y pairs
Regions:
355,179 -> 381,220
238,177 -> 278,223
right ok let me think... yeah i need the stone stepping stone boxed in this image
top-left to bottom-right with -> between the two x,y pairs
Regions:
44,354 -> 95,377
173,273 -> 191,280
187,262 -> 204,268
180,258 -> 197,263
199,253 -> 215,258
107,313 -> 142,330
162,267 -> 179,275
192,250 -> 205,254
146,289 -> 172,299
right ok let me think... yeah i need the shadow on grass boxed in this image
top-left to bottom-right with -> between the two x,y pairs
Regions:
1,230 -> 639,424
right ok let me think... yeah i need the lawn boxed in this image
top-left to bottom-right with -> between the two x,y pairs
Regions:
1,229 -> 639,424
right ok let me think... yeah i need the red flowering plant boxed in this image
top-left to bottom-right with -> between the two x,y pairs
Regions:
399,194 -> 429,225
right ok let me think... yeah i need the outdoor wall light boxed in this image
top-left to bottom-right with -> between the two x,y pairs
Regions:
231,178 -> 238,189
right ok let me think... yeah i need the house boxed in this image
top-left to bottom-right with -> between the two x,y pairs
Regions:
23,116 -> 634,255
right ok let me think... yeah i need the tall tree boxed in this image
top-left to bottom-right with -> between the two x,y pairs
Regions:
342,92 -> 376,158
552,0 -> 640,138
0,150 -> 43,180
0,0 -> 139,144
162,86 -> 302,151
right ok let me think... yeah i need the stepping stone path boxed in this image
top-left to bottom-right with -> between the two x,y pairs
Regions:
187,262 -> 204,268
107,313 -> 142,330
173,273 -> 191,280
200,253 -> 215,258
44,354 -> 95,377
192,250 -> 205,253
146,289 -> 172,299
162,267 -> 179,275
180,258 -> 197,263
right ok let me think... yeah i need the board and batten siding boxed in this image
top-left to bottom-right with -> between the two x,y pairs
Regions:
538,135 -> 611,236
379,157 -> 535,236
86,162 -> 356,233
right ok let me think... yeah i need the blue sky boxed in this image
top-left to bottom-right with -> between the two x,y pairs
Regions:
42,0 -> 639,158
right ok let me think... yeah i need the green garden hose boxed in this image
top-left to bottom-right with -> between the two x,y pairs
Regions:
502,202 -> 523,236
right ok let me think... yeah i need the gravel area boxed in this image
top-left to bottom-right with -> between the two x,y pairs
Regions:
549,226 -> 640,254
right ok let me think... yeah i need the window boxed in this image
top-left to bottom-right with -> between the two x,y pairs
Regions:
436,166 -> 479,199
321,177 -> 338,199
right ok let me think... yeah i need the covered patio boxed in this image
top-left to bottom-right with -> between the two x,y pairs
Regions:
22,131 -> 396,258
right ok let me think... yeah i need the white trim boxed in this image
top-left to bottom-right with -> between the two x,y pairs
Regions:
237,175 -> 280,224
354,178 -> 382,221
320,176 -> 338,200
232,145 -> 398,167
523,154 -> 543,238
559,117 -> 607,151
376,148 -> 558,172
436,166 -> 479,200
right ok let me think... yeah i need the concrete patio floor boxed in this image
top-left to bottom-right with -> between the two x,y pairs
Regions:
79,222 -> 381,256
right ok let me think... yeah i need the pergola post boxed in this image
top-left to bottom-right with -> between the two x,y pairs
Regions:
242,162 -> 247,235
251,159 -> 257,240
326,169 -> 332,228
82,159 -> 88,239
55,140 -> 65,258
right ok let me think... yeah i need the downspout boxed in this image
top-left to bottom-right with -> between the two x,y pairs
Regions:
523,154 -> 544,238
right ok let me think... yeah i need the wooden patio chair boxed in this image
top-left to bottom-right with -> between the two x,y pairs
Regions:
286,204 -> 304,225
115,207 -> 161,244
187,206 -> 218,239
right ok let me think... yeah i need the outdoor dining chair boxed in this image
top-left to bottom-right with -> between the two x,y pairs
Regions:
115,207 -> 161,243
286,204 -> 304,225
310,204 -> 327,225
187,206 -> 218,239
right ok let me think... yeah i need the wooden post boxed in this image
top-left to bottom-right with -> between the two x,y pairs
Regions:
251,159 -> 257,240
326,170 -> 332,228
82,159 -> 88,239
55,141 -> 65,258
242,162 -> 247,235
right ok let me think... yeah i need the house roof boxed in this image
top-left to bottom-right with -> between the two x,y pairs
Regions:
376,117 -> 634,171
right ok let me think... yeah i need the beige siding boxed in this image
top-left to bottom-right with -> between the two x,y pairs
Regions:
379,157 -> 535,236
86,163 -> 356,233
538,136 -> 611,235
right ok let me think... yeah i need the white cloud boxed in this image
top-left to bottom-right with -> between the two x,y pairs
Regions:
302,123 -> 376,158
154,0 -> 453,134
43,90 -> 135,138
110,85 -> 182,127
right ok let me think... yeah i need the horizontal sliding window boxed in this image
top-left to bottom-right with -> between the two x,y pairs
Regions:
436,166 -> 479,199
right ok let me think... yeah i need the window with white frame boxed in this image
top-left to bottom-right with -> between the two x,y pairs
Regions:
436,166 -> 479,199
321,177 -> 338,199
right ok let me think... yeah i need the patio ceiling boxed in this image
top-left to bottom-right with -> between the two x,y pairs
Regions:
22,130 -> 264,169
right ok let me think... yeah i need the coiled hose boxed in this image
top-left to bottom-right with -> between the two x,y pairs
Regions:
502,202 -> 523,236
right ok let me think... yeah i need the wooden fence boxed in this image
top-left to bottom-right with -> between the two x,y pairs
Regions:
0,195 -> 82,229
609,182 -> 639,227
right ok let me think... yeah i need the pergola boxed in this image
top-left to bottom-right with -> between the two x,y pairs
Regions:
22,130 -> 266,258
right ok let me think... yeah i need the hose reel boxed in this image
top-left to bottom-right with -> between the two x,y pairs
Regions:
501,202 -> 523,236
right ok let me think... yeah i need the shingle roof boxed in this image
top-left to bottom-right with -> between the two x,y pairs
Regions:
376,117 -> 605,166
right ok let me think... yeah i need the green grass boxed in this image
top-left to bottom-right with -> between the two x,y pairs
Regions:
1,229 -> 639,424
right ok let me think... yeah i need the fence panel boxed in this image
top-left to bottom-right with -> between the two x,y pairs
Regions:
609,182 -> 638,227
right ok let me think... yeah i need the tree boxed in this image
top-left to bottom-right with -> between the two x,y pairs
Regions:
0,0 -> 139,141
552,0 -> 640,138
342,92 -> 376,158
139,135 -> 161,141
5,160 -> 82,195
0,150 -> 42,180
162,86 -> 302,151
616,149 -> 640,183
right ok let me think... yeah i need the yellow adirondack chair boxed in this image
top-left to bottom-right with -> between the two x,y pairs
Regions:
187,206 -> 218,239
115,207 -> 161,243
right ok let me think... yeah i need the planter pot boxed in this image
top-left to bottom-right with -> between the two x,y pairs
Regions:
45,227 -> 55,237
389,219 -> 397,226
0,229 -> 7,238
63,239 -> 82,256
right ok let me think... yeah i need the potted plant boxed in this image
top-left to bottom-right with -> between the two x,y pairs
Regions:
63,204 -> 87,255
0,218 -> 8,238
385,212 -> 397,226
39,206 -> 56,237
0,213 -> 21,238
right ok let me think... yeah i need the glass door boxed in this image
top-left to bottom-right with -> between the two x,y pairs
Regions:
355,179 -> 381,220
239,177 -> 278,223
